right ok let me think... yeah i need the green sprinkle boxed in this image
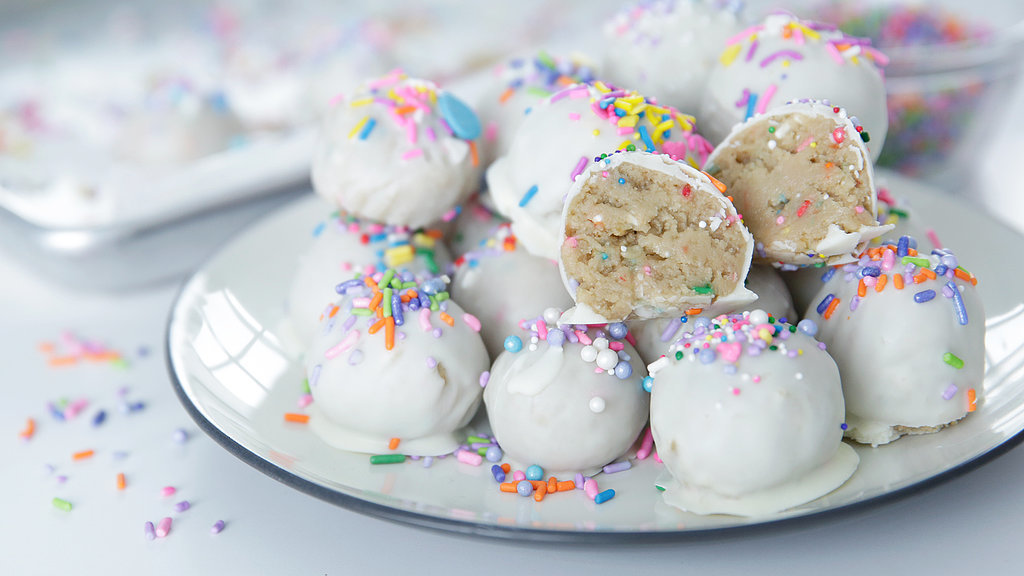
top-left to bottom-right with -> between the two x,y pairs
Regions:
902,256 -> 930,268
351,308 -> 374,316
382,287 -> 393,317
467,435 -> 490,444
429,295 -> 439,311
769,345 -> 778,351
111,358 -> 129,370
601,253 -> 609,260
655,484 -> 666,492
693,284 -> 714,295
477,447 -> 489,456
525,86 -> 552,99
768,317 -> 776,324
370,454 -> 406,465
956,265 -> 974,277
380,269 -> 395,289
788,325 -> 797,333
813,261 -> 826,268
52,497 -> 72,511
536,50 -> 556,69
943,352 -> 964,369
401,281 -> 418,289
417,249 -> 439,274
302,378 -> 310,394
675,351 -> 683,360
768,126 -> 776,133
626,144 -> 636,151
888,208 -> 909,219
435,291 -> 450,302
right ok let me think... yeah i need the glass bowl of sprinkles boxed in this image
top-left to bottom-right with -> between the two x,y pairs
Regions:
806,0 -> 1024,178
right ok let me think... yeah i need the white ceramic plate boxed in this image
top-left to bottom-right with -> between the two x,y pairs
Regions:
167,170 -> 1024,541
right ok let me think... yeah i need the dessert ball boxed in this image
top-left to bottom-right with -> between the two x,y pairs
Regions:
287,209 -> 451,348
558,150 -> 755,325
705,99 -> 892,268
450,224 -> 573,359
805,237 -> 984,446
648,310 -> 857,516
311,72 -> 482,228
486,81 -> 714,259
306,271 -> 489,456
446,193 -> 510,257
629,263 -> 797,362
602,0 -> 745,113
698,12 -> 888,158
484,314 -> 649,473
474,51 -> 597,165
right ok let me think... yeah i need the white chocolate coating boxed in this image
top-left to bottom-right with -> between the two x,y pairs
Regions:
629,264 -> 797,363
698,13 -> 888,160
287,209 -> 452,349
558,151 -> 756,324
450,225 -> 573,359
311,73 -> 482,228
705,99 -> 892,268
805,240 -> 984,446
602,0 -> 744,113
446,194 -> 510,257
486,82 -> 714,260
306,282 -> 489,456
649,311 -> 856,516
484,322 -> 649,474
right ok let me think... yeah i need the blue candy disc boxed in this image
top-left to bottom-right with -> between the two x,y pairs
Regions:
438,92 -> 481,140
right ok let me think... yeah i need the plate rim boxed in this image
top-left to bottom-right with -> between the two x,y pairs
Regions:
164,186 -> 1024,543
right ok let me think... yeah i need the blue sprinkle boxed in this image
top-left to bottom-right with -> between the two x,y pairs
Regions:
897,236 -> 910,257
797,319 -> 818,337
312,222 -> 326,237
934,264 -> 948,275
437,92 -> 481,139
525,465 -> 544,481
519,185 -> 539,207
358,117 -> 377,140
698,349 -> 716,364
861,266 -> 881,278
638,125 -> 655,152
744,93 -> 758,121
91,410 -> 107,427
613,361 -> 633,379
642,376 -> 654,393
840,423 -> 848,431
595,489 -> 616,504
816,293 -> 835,316
504,335 -> 523,353
607,322 -> 628,339
391,295 -> 404,326
516,480 -> 533,497
948,281 -> 968,325
491,464 -> 506,483
821,267 -> 836,283
617,178 -> 626,184
485,446 -> 503,462
546,329 -> 565,348
914,289 -> 936,303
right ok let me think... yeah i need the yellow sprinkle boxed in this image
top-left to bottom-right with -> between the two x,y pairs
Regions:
348,116 -> 369,139
782,60 -> 791,67
348,97 -> 374,108
384,245 -> 415,268
758,328 -> 773,343
720,44 -> 742,67
617,115 -> 639,128
794,22 -> 820,40
593,81 -> 611,93
616,139 -> 632,150
851,55 -> 860,65
614,100 -> 634,113
412,232 -> 435,248
810,142 -> 817,148
593,129 -> 601,137
686,157 -> 699,169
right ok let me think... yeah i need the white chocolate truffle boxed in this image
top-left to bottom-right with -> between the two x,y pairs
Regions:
486,81 -> 714,260
311,72 -> 482,228
446,194 -> 510,257
484,318 -> 649,473
805,238 -> 984,446
649,311 -> 857,516
705,99 -> 892,268
474,52 -> 597,166
558,151 -> 755,325
450,224 -> 573,359
629,263 -> 797,362
306,274 -> 489,456
602,0 -> 745,113
287,210 -> 452,348
699,13 -> 888,159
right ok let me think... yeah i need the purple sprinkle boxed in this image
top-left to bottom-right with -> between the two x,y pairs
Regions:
310,365 -> 322,387
850,295 -> 860,311
431,328 -> 443,339
341,315 -> 358,331
479,371 -> 490,388
422,456 -> 434,468
144,521 -> 157,540
603,461 -> 632,474
575,472 -> 585,489
174,500 -> 191,513
92,410 -> 107,427
172,428 -> 188,444
210,520 -> 225,535
491,464 -> 505,482
948,281 -> 969,325
943,285 -> 955,298
660,318 -> 683,342
425,356 -> 437,369
942,383 -> 959,400
347,350 -> 364,365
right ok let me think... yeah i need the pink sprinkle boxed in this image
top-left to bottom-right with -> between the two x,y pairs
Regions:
513,470 -> 526,482
927,229 -> 943,249
455,449 -> 483,466
462,313 -> 482,333
351,297 -> 371,308
340,262 -> 352,271
636,427 -> 654,460
565,236 -> 578,248
731,387 -> 741,396
584,478 -> 600,500
643,265 -> 652,276
795,135 -> 814,153
756,84 -> 777,115
297,394 -> 314,409
485,121 -> 498,142
160,486 -> 176,498
863,275 -> 877,287
855,205 -> 865,213
418,308 -> 433,332
653,451 -> 662,463
624,330 -> 637,347
882,250 -> 896,271
325,330 -> 360,359
536,320 -> 548,340
442,208 -> 458,222
401,148 -> 424,160
575,330 -> 592,346
776,216 -> 785,225
405,120 -> 418,145
725,24 -> 764,46
601,171 -> 609,178
608,341 -> 624,351
570,156 -> 589,182
155,517 -> 172,538
567,112 -> 581,121
752,375 -> 762,383
760,49 -> 804,68
616,126 -> 634,135
718,341 -> 742,363
329,93 -> 346,108
425,126 -> 436,142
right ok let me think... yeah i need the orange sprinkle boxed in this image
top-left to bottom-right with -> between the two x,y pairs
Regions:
875,274 -> 888,292
954,268 -> 978,286
921,268 -> 937,280
368,317 -> 386,335
47,356 -> 79,367
327,305 -> 340,318
912,273 -> 928,284
425,229 -> 445,239
85,351 -> 121,363
368,291 -> 383,311
117,473 -> 126,491
393,105 -> 417,115
556,480 -> 576,491
502,236 -> 516,251
533,481 -> 547,502
867,247 -> 882,259
908,248 -> 918,256
967,389 -> 977,412
824,161 -> 834,169
685,308 -> 704,316
857,278 -> 867,298
500,463 -> 511,473
405,289 -> 419,299
73,449 -> 95,461
284,412 -> 310,424
439,312 -> 455,327
385,317 -> 396,351
705,173 -> 727,193
823,297 -> 840,320
400,294 -> 412,303
388,437 -> 400,450
498,87 -> 515,104
364,276 -> 378,290
19,418 -> 35,440
547,477 -> 558,493
529,480 -> 545,489
893,274 -> 905,290
469,140 -> 479,167
499,482 -> 518,493
37,342 -> 55,353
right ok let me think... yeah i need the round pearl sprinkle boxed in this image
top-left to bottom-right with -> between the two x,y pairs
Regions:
596,349 -> 619,371
516,480 -> 533,497
607,322 -> 628,339
614,361 -> 633,379
546,329 -> 565,348
525,465 -> 544,481
797,319 -> 818,337
642,376 -> 654,392
698,349 -> 716,364
485,446 -> 503,462
589,396 -> 606,413
747,309 -> 769,326
171,428 -> 188,444
543,307 -> 562,324
504,335 -> 523,353
580,345 -> 599,362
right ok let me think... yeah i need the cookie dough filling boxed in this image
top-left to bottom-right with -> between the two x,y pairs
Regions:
559,151 -> 755,324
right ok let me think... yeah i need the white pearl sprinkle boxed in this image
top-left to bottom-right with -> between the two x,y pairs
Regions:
589,397 -> 606,413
